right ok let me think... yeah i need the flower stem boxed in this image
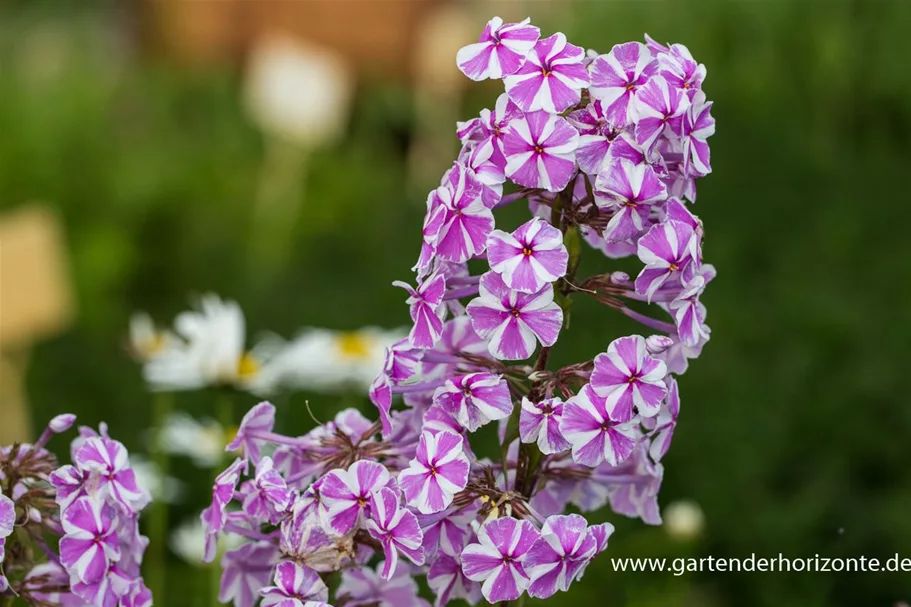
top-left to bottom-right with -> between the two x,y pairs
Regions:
147,391 -> 173,605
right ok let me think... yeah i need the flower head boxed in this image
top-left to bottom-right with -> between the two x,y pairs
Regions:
502,111 -> 579,192
399,431 -> 470,514
460,517 -> 540,603
487,218 -> 569,293
590,335 -> 668,421
456,17 -> 540,81
504,33 -> 589,113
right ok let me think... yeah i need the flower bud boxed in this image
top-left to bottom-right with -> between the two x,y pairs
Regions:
49,414 -> 76,434
609,271 -> 630,284
645,335 -> 674,355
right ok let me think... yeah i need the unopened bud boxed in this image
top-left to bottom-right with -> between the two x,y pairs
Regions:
49,414 -> 77,434
645,335 -> 674,355
609,271 -> 630,284
527,370 -> 551,383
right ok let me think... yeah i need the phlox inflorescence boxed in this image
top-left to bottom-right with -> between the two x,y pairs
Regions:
199,15 -> 716,607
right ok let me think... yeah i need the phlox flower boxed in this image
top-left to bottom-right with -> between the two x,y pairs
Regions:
260,561 -> 328,606
242,456 -> 292,522
647,376 -> 679,462
588,42 -> 657,127
594,159 -> 668,242
398,431 -> 470,514
487,217 -> 569,293
591,335 -> 668,421
424,164 -> 494,264
566,100 -> 621,175
366,487 -> 425,579
59,497 -> 120,584
680,90 -> 714,176
427,552 -> 482,607
634,220 -> 699,300
560,385 -> 639,467
519,396 -> 570,454
669,274 -> 711,347
460,517 -> 540,603
645,35 -> 706,96
219,541 -> 280,607
502,111 -> 579,192
524,514 -> 599,599
466,272 -> 563,360
456,17 -> 540,81
433,372 -> 512,432
393,273 -> 447,349
633,75 -> 690,150
504,33 -> 589,113
201,458 -> 244,563
319,460 -> 392,536
226,401 -> 276,471
74,437 -> 148,513
338,562 -> 430,607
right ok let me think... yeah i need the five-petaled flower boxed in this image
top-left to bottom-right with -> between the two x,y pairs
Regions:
456,17 -> 541,81
502,111 -> 579,192
590,335 -> 668,421
366,487 -> 425,579
467,272 -> 563,360
399,431 -> 471,514
460,517 -> 541,603
504,33 -> 589,114
487,218 -> 569,294
319,461 -> 392,536
560,384 -> 640,467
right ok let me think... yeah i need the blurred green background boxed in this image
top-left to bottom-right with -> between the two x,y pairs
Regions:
1,1 -> 910,606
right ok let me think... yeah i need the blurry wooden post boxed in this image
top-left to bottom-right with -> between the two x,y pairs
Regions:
0,205 -> 74,444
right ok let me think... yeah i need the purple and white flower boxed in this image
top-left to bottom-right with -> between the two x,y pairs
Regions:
456,17 -> 540,81
319,461 -> 391,536
366,487 -> 425,579
226,401 -> 275,470
219,541 -> 280,607
433,372 -> 512,431
502,111 -> 579,192
633,75 -> 690,150
634,220 -> 699,300
59,497 -> 120,583
260,560 -> 328,606
460,517 -> 540,603
74,437 -> 147,513
560,385 -> 639,467
589,42 -> 657,127
425,164 -> 494,264
524,514 -> 599,598
519,397 -> 570,454
399,431 -> 470,514
467,272 -> 563,360
594,159 -> 668,242
242,456 -> 292,523
590,335 -> 668,421
487,218 -> 568,293
393,272 -> 447,349
504,33 -> 589,113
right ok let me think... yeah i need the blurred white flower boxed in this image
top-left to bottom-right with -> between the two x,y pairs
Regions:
128,311 -> 176,363
130,455 -> 183,504
142,294 -> 277,394
244,34 -> 354,149
170,518 -> 243,566
158,411 -> 228,468
664,499 -> 705,541
256,327 -> 404,393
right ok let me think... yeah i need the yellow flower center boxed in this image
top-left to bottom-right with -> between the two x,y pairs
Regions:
336,332 -> 373,360
236,352 -> 260,379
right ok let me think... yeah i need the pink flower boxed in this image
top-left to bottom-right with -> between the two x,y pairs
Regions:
226,401 -> 276,470
74,437 -> 147,513
398,431 -> 470,514
460,517 -> 540,603
432,372 -> 511,432
424,164 -> 494,263
242,456 -> 292,523
467,272 -> 563,360
594,158 -> 668,243
456,17 -> 540,81
260,561 -> 328,606
502,111 -> 579,192
393,273 -> 447,349
634,220 -> 699,300
560,385 -> 639,467
590,335 -> 668,420
59,497 -> 120,583
319,461 -> 391,536
487,218 -> 568,293
519,397 -> 570,454
633,75 -> 690,150
524,514 -> 599,598
504,33 -> 589,113
589,42 -> 657,127
366,487 -> 425,579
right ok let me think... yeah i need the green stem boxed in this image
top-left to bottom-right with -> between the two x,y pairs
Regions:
147,391 -> 173,605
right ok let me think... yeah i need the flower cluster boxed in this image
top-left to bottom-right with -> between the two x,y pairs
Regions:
0,416 -> 152,606
200,16 -> 715,607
